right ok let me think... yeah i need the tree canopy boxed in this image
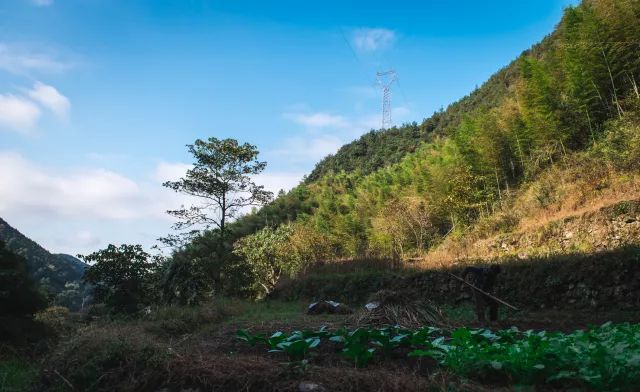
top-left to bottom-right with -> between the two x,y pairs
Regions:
162,137 -> 273,246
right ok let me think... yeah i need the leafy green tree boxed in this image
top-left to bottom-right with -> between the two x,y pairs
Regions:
162,137 -> 273,248
80,244 -> 157,313
0,240 -> 46,316
232,225 -> 302,298
156,248 -> 211,305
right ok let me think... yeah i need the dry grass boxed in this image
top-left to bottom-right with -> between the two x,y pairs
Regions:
417,164 -> 640,268
38,300 -> 482,392
351,290 -> 451,328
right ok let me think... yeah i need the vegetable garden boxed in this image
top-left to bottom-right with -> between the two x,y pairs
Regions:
238,322 -> 640,391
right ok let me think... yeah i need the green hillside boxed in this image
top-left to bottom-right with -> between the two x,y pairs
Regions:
306,62 -> 518,182
165,0 -> 640,299
0,218 -> 87,296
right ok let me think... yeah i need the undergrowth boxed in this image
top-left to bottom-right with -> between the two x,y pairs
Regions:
0,360 -> 39,392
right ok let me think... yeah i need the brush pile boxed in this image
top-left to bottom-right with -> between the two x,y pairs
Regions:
353,289 -> 450,328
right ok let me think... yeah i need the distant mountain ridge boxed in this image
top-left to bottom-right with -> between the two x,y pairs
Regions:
0,217 -> 87,295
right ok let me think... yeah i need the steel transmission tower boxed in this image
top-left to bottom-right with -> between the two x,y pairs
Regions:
376,70 -> 397,129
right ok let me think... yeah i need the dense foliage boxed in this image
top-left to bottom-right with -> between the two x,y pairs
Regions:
239,322 -> 640,391
98,0 -> 640,304
80,244 -> 158,313
0,240 -> 46,316
224,0 -> 640,266
0,218 -> 87,298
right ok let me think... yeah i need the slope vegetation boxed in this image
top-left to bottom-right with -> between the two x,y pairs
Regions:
0,218 -> 87,296
174,0 -> 640,299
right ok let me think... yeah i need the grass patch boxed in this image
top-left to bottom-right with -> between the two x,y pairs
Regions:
143,303 -> 230,337
441,303 -> 477,325
0,360 -> 39,392
44,323 -> 171,391
150,299 -> 319,327
221,299 -> 319,324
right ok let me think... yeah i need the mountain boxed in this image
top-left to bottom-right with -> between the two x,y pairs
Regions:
0,217 -> 87,295
306,62 -> 519,182
222,0 -> 640,263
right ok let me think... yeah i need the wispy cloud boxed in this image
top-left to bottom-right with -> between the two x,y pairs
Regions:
274,135 -> 344,162
0,152 -> 154,221
352,28 -> 396,53
277,105 -> 412,164
283,112 -> 348,129
0,43 -> 72,75
0,153 -> 188,254
0,82 -> 71,133
153,162 -> 193,183
255,172 -> 304,194
0,94 -> 41,133
74,230 -> 100,247
27,82 -> 71,119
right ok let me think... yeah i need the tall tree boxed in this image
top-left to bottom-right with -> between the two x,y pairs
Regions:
162,138 -> 274,247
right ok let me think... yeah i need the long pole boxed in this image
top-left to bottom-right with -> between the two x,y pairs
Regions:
448,273 -> 520,311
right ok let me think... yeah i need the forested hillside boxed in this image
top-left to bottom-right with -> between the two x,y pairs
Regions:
157,0 -> 640,300
0,218 -> 87,297
306,63 -> 518,182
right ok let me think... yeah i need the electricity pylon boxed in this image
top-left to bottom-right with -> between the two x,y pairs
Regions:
376,70 -> 397,130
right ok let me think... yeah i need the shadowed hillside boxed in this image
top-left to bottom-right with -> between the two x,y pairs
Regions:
0,218 -> 87,296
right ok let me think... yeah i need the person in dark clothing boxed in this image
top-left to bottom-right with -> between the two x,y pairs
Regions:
461,265 -> 501,323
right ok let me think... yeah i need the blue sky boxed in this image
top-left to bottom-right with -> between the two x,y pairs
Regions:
0,0 -> 578,255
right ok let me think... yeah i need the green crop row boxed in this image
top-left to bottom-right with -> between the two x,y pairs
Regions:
237,322 -> 640,391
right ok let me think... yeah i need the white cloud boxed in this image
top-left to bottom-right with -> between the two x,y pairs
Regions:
352,28 -> 396,53
275,135 -> 344,162
153,162 -> 192,183
0,94 -> 41,132
277,104 -> 413,165
0,152 -> 159,221
283,112 -> 348,129
31,0 -> 54,5
27,82 -> 70,119
254,172 -> 304,194
74,230 -> 100,247
0,82 -> 71,133
0,43 -> 71,75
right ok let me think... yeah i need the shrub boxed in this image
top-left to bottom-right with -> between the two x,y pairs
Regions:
599,113 -> 640,170
79,244 -> 158,314
34,306 -> 72,336
232,225 -> 304,298
43,324 -> 170,391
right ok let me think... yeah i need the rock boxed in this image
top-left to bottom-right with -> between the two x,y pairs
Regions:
299,382 -> 326,392
307,300 -> 353,315
364,301 -> 380,311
